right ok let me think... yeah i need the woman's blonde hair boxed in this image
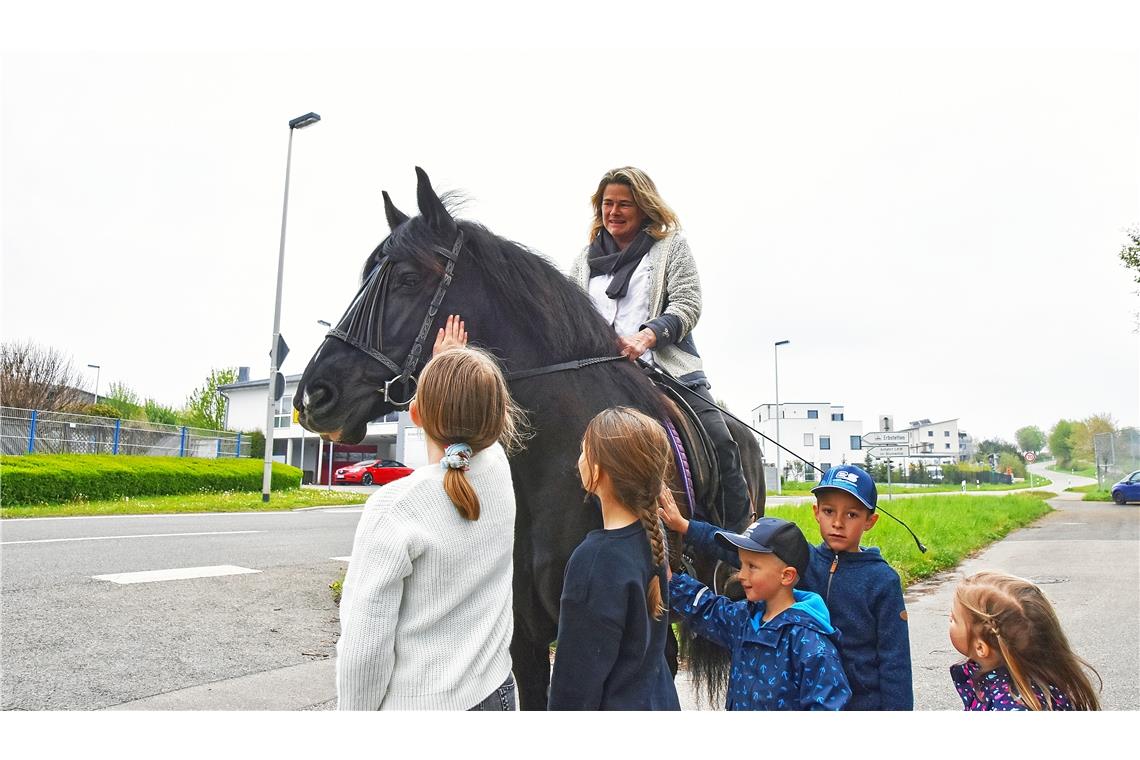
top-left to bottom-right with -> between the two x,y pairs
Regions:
581,406 -> 672,620
955,571 -> 1101,710
415,347 -> 526,521
588,166 -> 680,243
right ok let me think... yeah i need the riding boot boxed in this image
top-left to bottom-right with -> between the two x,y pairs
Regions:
686,382 -> 751,531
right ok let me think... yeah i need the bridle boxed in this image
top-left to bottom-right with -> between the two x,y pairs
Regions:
323,225 -> 627,407
324,229 -> 464,407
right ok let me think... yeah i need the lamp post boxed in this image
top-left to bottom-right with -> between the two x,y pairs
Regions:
774,340 -> 789,495
87,364 -> 101,405
262,111 -> 321,502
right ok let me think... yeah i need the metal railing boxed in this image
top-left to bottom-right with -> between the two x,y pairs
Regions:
1,406 -> 249,458
1094,429 -> 1140,487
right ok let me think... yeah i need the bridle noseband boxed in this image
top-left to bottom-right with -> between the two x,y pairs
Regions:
325,230 -> 464,407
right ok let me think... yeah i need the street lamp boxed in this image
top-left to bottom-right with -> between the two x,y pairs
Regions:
774,340 -> 790,495
87,364 -> 101,405
263,111 -> 321,502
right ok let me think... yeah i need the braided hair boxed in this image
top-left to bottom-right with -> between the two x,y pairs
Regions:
581,407 -> 672,620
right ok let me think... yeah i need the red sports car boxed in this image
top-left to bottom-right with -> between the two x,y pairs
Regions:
334,459 -> 414,486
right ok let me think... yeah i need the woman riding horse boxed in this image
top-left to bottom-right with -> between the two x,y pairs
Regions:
569,167 -> 750,532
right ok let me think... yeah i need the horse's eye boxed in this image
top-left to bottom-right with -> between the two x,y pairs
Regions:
398,273 -> 421,288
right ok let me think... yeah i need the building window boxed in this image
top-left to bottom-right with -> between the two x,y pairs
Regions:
944,430 -> 950,437
946,443 -> 951,449
850,435 -> 861,450
804,433 -> 814,447
807,409 -> 818,419
928,430 -> 934,437
821,462 -> 832,472
831,412 -> 844,421
273,395 -> 291,428
820,436 -> 831,450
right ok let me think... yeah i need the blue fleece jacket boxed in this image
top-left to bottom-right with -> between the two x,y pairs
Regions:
669,573 -> 850,711
548,521 -> 680,711
685,519 -> 913,710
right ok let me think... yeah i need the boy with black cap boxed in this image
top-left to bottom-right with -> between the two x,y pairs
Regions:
660,464 -> 913,710
668,517 -> 851,710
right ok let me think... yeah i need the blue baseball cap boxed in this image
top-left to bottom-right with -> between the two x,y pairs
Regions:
714,517 -> 809,580
812,464 -> 878,512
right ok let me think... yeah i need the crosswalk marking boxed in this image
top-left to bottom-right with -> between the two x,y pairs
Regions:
2,530 -> 264,546
92,565 -> 261,584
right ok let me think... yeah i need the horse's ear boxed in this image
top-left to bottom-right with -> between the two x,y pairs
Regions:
414,166 -> 454,232
382,191 -> 409,230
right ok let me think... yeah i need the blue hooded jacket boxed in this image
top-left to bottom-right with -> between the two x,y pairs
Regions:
685,519 -> 913,710
669,573 -> 850,711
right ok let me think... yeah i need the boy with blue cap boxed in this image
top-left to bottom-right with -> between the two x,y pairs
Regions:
668,517 -> 851,710
661,464 -> 913,710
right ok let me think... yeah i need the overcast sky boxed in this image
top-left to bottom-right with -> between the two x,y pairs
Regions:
3,21 -> 1138,446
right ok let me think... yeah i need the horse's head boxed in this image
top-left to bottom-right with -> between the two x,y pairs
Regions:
293,167 -> 475,443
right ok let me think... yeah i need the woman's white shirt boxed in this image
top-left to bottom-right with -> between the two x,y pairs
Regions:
587,255 -> 655,363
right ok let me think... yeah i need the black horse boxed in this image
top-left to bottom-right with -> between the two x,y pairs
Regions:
294,168 -> 765,709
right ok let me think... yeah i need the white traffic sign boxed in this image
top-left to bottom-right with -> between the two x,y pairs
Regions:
1024,451 -> 1037,463
862,432 -> 910,445
868,445 -> 909,458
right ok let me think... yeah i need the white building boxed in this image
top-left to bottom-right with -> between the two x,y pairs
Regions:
752,402 -> 866,480
219,367 -> 426,484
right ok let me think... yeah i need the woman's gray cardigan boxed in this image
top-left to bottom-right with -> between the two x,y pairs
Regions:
569,232 -> 707,384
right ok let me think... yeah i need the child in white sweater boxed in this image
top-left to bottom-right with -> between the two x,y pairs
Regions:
336,326 -> 525,710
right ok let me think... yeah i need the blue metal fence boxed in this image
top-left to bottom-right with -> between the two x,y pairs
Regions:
1,406 -> 250,458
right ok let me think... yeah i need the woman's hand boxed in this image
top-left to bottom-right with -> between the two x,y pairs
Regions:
617,327 -> 657,361
432,314 -> 468,356
657,486 -> 689,536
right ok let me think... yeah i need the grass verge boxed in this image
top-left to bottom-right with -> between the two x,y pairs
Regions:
0,488 -> 370,519
1065,484 -> 1113,502
769,477 -> 1050,497
764,492 -> 1053,587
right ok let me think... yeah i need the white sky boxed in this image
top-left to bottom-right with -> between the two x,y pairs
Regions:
2,4 -> 1139,446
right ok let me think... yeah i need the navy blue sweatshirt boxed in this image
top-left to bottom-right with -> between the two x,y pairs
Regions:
547,521 -> 680,710
685,519 -> 913,710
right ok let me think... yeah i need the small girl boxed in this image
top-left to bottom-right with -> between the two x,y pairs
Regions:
949,571 -> 1101,710
336,336 -> 526,711
547,406 -> 681,710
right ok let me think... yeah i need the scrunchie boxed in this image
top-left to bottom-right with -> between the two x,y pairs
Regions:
440,442 -> 473,471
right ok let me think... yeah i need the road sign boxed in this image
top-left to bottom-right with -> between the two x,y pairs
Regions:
273,372 -> 286,402
1025,451 -> 1036,463
862,431 -> 910,445
868,445 -> 908,458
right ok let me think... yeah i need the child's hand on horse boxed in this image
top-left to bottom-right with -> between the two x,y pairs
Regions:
433,314 -> 468,355
657,486 -> 689,535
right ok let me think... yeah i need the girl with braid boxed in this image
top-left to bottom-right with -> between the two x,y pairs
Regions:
547,406 -> 681,710
948,571 -> 1101,710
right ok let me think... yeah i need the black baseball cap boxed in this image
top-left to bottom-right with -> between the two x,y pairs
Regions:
714,517 -> 810,581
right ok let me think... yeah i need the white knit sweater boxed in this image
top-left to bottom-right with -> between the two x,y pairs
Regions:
336,442 -> 516,710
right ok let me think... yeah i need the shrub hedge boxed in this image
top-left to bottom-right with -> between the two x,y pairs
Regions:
0,454 -> 302,505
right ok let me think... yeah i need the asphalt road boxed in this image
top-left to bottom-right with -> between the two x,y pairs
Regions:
1,507 -> 363,710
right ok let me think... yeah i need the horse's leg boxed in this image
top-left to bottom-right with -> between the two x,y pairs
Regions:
511,631 -> 552,710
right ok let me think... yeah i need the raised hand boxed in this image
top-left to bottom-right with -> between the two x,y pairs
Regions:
657,485 -> 689,536
432,314 -> 468,356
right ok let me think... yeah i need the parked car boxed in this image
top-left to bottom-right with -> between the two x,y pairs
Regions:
1111,470 -> 1140,505
334,459 -> 413,486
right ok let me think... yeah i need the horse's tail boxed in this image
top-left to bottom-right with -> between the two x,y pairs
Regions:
677,623 -> 732,708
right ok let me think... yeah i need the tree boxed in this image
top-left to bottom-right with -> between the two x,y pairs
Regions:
183,368 -> 238,430
0,340 -> 85,411
1119,224 -> 1140,284
1015,425 -> 1046,454
976,438 -> 1023,464
102,382 -> 145,421
1072,413 -> 1116,463
144,398 -> 180,426
1048,420 -> 1076,467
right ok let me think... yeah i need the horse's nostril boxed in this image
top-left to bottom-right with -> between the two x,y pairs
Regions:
306,383 -> 334,411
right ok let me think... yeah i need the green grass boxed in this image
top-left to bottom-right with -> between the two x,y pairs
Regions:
1065,483 -> 1114,502
763,492 -> 1054,587
0,488 -> 370,519
769,477 -> 1050,496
